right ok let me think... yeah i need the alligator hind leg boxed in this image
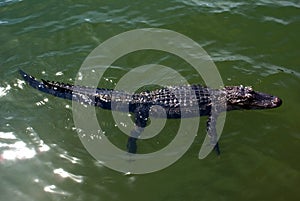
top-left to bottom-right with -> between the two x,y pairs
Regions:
207,113 -> 221,155
127,105 -> 150,153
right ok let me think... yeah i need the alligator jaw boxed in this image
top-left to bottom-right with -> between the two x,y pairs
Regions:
225,85 -> 282,111
249,91 -> 282,109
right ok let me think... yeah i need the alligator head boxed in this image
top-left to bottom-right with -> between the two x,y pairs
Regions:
225,85 -> 282,110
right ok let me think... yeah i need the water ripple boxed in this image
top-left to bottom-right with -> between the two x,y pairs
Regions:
43,184 -> 72,196
257,0 -> 300,8
0,127 -> 50,162
0,0 -> 22,7
211,49 -> 300,78
181,0 -> 299,26
0,140 -> 36,161
181,0 -> 248,13
255,63 -> 300,78
36,45 -> 92,58
263,16 -> 291,25
211,50 -> 254,64
53,168 -> 84,183
1,13 -> 40,26
0,84 -> 11,97
59,152 -> 82,164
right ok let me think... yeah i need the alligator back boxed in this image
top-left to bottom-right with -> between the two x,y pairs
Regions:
19,70 -> 215,118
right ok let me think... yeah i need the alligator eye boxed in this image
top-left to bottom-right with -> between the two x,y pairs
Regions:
239,85 -> 245,96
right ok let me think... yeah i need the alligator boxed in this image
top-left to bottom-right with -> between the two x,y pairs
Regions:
19,69 -> 282,155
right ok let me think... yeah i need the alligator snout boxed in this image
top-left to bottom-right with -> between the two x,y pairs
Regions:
272,96 -> 282,108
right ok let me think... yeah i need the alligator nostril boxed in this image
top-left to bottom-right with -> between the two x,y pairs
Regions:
273,97 -> 282,107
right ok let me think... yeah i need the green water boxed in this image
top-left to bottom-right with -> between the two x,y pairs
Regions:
1,0 -> 300,200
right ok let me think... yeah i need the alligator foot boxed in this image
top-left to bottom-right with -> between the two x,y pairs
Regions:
214,142 -> 221,156
127,137 -> 137,153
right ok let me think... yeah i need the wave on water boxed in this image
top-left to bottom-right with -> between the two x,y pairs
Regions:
0,0 -> 22,7
0,84 -> 11,97
211,49 -> 300,78
0,127 -> 50,162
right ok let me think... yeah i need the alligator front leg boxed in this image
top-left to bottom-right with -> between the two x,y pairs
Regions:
206,113 -> 221,155
127,105 -> 150,153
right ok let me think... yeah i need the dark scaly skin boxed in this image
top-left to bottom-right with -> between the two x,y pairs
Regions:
19,70 -> 282,154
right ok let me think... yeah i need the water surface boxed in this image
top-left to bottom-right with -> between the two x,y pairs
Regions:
1,1 -> 300,201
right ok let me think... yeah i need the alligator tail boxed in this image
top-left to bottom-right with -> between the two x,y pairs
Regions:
19,69 -> 75,100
